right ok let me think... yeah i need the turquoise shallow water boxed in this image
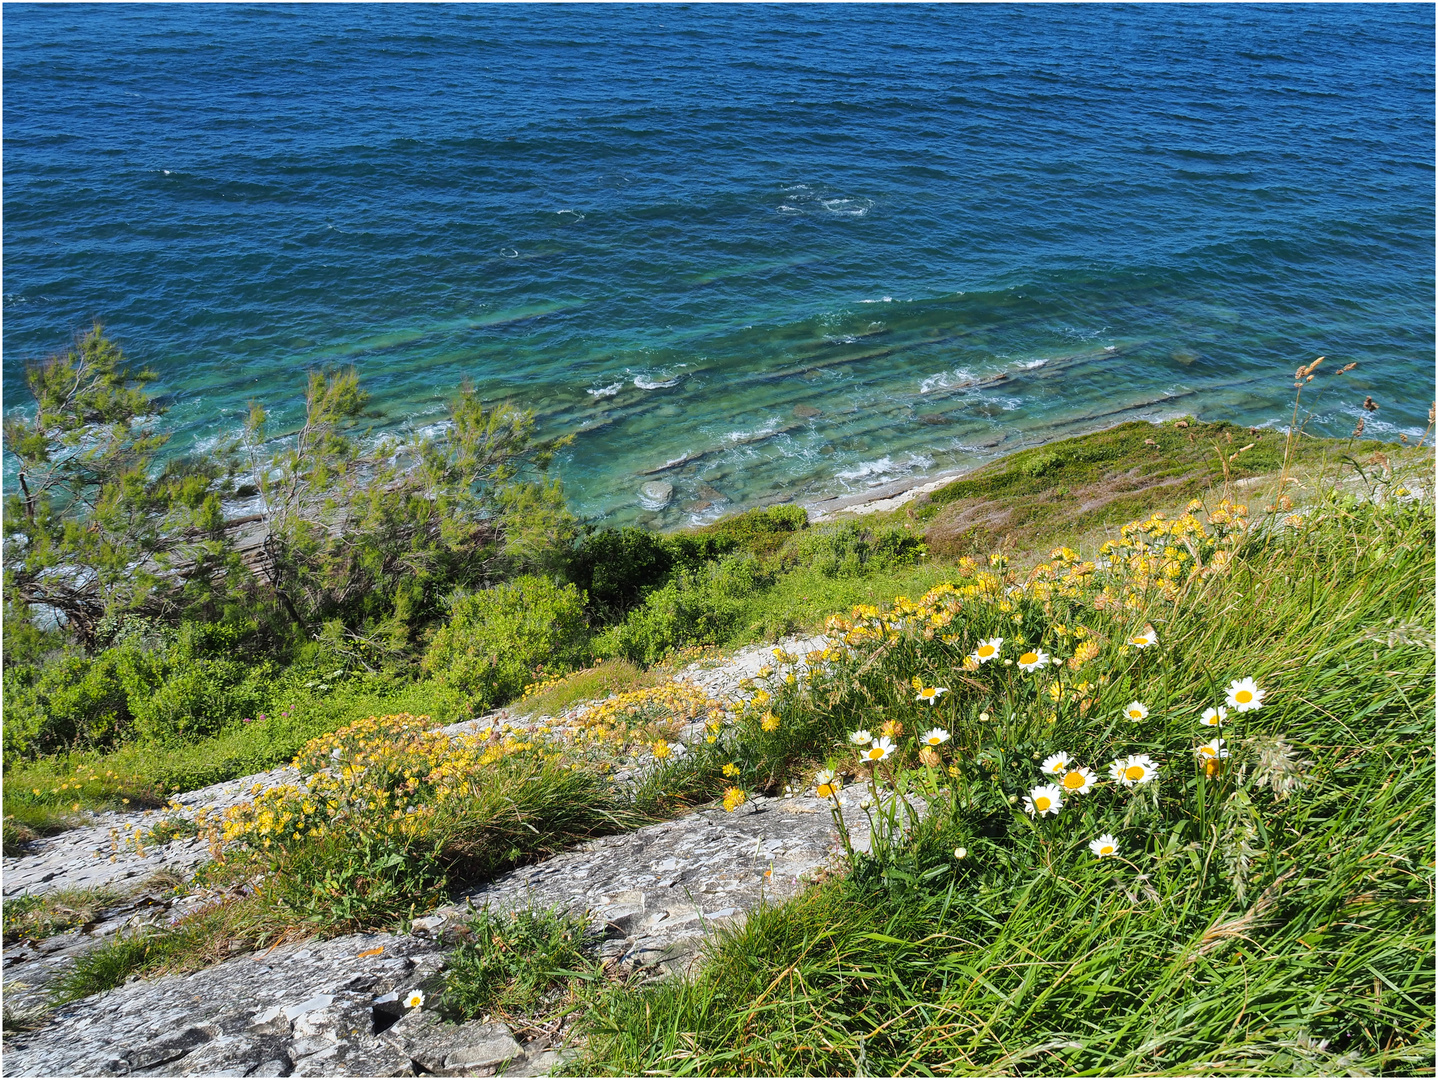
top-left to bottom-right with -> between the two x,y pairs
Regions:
4,5 -> 1433,525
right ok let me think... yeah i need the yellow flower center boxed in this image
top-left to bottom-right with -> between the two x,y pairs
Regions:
1020,652 -> 1038,665
977,645 -> 995,657
1129,709 -> 1143,718
817,784 -> 834,798
1063,771 -> 1086,790
1124,765 -> 1146,781
1099,844 -> 1115,855
1236,690 -> 1253,703
1035,796 -> 1052,811
868,748 -> 883,760
1199,747 -> 1215,758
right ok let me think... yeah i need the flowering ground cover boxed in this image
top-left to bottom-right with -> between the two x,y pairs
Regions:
569,484 -> 1435,1075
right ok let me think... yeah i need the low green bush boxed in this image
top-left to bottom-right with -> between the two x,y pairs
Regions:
596,555 -> 771,666
4,671 -> 471,808
784,522 -> 925,578
567,527 -> 676,621
1,618 -> 280,763
422,575 -> 588,711
692,503 -> 808,558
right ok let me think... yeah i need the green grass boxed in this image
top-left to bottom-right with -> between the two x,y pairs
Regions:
567,483 -> 1436,1076
47,896 -> 262,1005
2,887 -> 127,944
2,805 -> 89,856
514,659 -> 662,718
913,418 -> 1426,557
440,906 -> 605,1038
3,671 -> 471,814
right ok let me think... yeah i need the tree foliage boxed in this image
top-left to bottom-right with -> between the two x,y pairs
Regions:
244,369 -> 575,664
4,328 -> 575,667
3,326 -> 239,642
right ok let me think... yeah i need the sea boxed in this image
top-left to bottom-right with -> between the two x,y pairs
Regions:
4,4 -> 1434,526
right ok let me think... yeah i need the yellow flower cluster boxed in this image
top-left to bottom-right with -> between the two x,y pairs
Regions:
519,671 -> 569,700
221,713 -> 539,859
571,681 -> 725,747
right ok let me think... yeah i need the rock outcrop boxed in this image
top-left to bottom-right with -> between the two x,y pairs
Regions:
3,636 -> 870,1076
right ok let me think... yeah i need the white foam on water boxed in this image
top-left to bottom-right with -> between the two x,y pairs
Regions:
825,334 -> 859,345
820,197 -> 872,216
587,382 -> 623,398
919,368 -> 977,394
1104,345 -> 1118,352
834,457 -> 897,486
1015,358 -> 1049,370
857,296 -> 895,304
631,363 -> 687,391
725,419 -> 780,443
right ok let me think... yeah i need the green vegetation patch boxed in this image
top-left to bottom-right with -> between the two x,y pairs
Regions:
568,486 -> 1435,1076
2,887 -> 126,945
916,418 -> 1409,555
440,906 -> 605,1038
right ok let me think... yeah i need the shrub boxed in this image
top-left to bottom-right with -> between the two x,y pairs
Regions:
421,576 -> 588,711
786,523 -> 925,578
567,528 -> 676,621
693,504 -> 808,558
2,651 -> 139,761
596,555 -> 769,666
1,620 -> 281,761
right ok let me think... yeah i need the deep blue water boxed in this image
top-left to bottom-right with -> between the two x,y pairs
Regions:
5,4 -> 1434,524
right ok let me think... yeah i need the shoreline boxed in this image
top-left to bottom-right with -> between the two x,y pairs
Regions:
801,467 -> 972,522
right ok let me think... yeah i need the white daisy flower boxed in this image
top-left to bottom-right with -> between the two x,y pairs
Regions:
921,728 -> 951,747
1195,739 -> 1229,761
863,737 -> 896,763
1124,701 -> 1150,722
1022,784 -> 1064,816
1040,752 -> 1071,776
915,686 -> 949,704
814,769 -> 842,799
1224,678 -> 1265,712
1129,627 -> 1158,648
405,989 -> 425,1009
971,637 -> 1004,664
1059,766 -> 1097,795
848,729 -> 873,745
1017,649 -> 1050,672
1200,706 -> 1228,727
1108,754 -> 1158,787
1089,834 -> 1120,858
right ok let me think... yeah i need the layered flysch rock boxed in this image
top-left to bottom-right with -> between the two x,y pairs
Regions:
3,636 -> 881,1076
2,766 -> 303,900
2,787 -> 883,1076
